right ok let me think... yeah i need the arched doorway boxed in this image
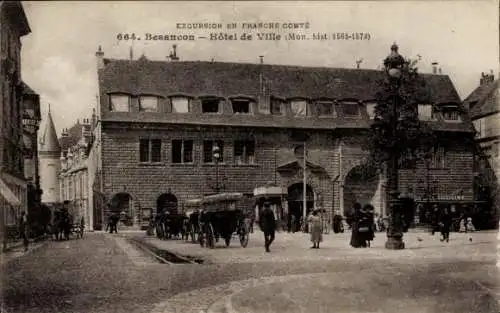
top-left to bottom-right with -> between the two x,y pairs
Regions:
110,192 -> 134,226
343,164 -> 379,216
287,183 -> 314,231
157,193 -> 178,214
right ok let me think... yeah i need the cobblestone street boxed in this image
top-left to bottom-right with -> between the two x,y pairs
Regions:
1,231 -> 498,313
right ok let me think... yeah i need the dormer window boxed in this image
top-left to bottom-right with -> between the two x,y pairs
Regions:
342,101 -> 360,117
418,104 -> 438,121
109,94 -> 130,112
442,109 -> 461,122
316,101 -> 335,117
139,96 -> 159,112
171,96 -> 190,113
291,99 -> 308,117
201,97 -> 220,113
231,98 -> 252,114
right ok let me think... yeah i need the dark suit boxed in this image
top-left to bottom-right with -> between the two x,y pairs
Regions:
260,207 -> 276,252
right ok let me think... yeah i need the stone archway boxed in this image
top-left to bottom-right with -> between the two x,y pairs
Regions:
157,193 -> 178,214
287,183 -> 314,231
109,192 -> 135,227
343,164 -> 379,216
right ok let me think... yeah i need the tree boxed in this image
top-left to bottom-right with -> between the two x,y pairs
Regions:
368,56 -> 437,172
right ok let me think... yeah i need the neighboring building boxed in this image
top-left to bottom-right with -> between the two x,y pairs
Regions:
0,1 -> 31,249
59,114 -> 96,230
38,108 -> 61,206
464,71 -> 500,228
93,46 -> 477,230
21,82 -> 45,232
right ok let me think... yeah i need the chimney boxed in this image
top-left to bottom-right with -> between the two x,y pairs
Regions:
129,46 -> 133,61
91,108 -> 97,128
431,62 -> 438,74
96,45 -> 104,70
169,44 -> 179,61
480,71 -> 495,85
258,55 -> 270,114
438,67 -> 442,75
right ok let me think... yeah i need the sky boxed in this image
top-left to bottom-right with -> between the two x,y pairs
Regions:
21,1 -> 499,138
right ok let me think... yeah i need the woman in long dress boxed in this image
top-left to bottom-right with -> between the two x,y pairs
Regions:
308,210 -> 323,248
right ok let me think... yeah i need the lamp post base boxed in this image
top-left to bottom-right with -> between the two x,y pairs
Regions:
385,237 -> 405,250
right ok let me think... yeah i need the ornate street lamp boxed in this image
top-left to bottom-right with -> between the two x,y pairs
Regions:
212,143 -> 221,193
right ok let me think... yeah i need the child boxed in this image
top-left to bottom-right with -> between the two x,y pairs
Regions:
466,217 -> 475,232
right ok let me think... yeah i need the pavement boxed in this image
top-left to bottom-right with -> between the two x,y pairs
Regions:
137,229 -> 498,264
1,231 -> 499,313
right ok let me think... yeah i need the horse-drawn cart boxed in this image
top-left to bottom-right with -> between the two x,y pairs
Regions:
198,193 -> 250,249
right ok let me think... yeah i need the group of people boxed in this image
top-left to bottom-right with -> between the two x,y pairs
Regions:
257,201 -> 325,251
349,203 -> 376,248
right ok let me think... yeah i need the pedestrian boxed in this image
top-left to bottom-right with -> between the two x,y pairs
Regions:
361,204 -> 375,247
290,215 -> 296,233
308,209 -> 323,248
332,213 -> 343,233
260,201 -> 276,253
18,211 -> 29,252
350,202 -> 366,248
439,207 -> 452,243
431,205 -> 440,235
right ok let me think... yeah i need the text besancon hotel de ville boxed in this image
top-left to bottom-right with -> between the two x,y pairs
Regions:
90,45 -> 476,230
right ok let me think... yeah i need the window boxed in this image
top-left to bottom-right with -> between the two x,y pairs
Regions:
203,140 -> 224,163
442,109 -> 461,121
342,102 -> 360,116
109,94 -> 130,112
291,100 -> 307,116
231,99 -> 251,114
172,140 -> 193,163
430,146 -> 446,168
139,139 -> 162,163
201,98 -> 220,113
316,101 -> 335,117
418,104 -> 439,121
366,103 -> 376,119
234,140 -> 255,165
171,97 -> 190,113
270,98 -> 283,115
139,96 -> 159,112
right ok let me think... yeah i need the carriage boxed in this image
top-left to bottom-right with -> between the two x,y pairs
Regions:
198,192 -> 250,249
183,198 -> 203,243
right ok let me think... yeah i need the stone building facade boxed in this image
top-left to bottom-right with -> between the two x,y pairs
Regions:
0,2 -> 31,247
464,72 -> 500,228
58,116 -> 96,230
93,47 -> 477,229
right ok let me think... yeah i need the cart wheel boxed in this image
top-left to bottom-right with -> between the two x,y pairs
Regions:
239,231 -> 249,248
225,237 -> 231,247
206,225 -> 215,249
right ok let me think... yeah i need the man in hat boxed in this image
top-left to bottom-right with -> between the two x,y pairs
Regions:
260,201 -> 276,252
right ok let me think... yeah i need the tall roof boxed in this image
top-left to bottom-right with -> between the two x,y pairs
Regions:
98,59 -> 461,105
464,79 -> 499,119
39,111 -> 61,153
0,1 -> 31,37
59,120 -> 83,153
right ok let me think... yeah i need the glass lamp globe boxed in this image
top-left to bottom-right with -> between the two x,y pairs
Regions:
388,68 -> 402,78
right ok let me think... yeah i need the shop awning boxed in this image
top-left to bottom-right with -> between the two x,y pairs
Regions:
0,178 -> 21,206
